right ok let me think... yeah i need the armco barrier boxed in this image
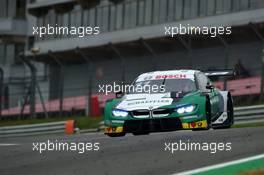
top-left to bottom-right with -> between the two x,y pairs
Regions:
0,121 -> 67,138
0,105 -> 263,137
234,105 -> 264,124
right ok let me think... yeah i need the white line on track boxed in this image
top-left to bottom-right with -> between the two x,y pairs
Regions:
0,143 -> 20,146
174,153 -> 264,175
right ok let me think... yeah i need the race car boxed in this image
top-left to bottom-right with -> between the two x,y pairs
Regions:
104,70 -> 234,137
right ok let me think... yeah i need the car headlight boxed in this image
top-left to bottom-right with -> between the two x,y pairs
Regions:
112,109 -> 128,117
176,104 -> 196,114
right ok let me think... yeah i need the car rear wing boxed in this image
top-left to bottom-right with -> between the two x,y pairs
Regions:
204,69 -> 236,77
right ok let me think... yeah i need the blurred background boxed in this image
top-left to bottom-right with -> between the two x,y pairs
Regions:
0,0 -> 264,119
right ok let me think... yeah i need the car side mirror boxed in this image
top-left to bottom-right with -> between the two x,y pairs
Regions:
206,84 -> 214,90
170,91 -> 184,98
115,91 -> 124,98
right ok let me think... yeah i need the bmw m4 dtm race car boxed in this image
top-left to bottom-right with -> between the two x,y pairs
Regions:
104,70 -> 234,137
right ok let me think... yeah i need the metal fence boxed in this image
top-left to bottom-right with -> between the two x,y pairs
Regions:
0,88 -> 92,118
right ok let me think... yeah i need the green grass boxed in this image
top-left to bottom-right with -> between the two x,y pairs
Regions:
0,116 -> 103,130
232,122 -> 264,128
193,157 -> 264,175
75,117 -> 103,130
239,168 -> 264,175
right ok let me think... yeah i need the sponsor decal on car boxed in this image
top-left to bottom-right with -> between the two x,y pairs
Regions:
182,120 -> 208,129
136,70 -> 195,82
116,94 -> 173,110
155,74 -> 187,79
126,99 -> 171,106
105,126 -> 123,133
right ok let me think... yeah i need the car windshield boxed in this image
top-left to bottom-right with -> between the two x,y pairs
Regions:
129,79 -> 197,94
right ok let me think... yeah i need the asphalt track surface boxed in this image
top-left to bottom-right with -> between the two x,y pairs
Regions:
1,127 -> 264,175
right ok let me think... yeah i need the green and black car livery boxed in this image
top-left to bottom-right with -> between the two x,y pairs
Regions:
104,70 -> 234,137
